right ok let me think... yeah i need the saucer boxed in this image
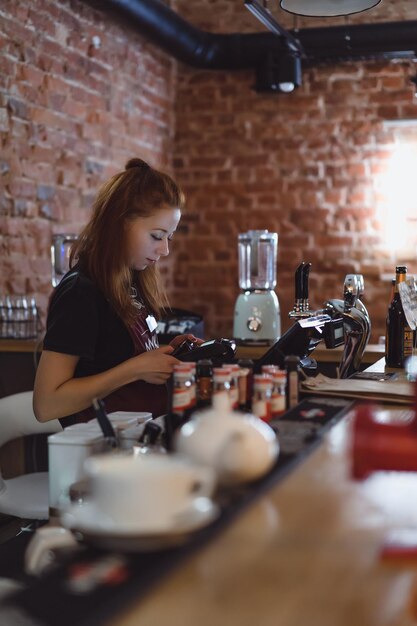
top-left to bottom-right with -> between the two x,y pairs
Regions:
61,497 -> 219,552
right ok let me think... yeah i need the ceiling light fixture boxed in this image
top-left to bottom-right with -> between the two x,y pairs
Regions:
254,49 -> 302,93
245,0 -> 303,94
280,0 -> 382,17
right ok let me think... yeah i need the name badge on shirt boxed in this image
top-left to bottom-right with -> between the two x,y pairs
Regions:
146,314 -> 158,333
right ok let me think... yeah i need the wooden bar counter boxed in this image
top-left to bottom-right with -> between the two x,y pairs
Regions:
113,364 -> 417,626
236,342 -> 385,365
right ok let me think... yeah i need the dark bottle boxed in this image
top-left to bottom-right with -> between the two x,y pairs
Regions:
285,355 -> 300,410
388,278 -> 395,305
196,359 -> 213,409
386,266 -> 413,368
163,365 -> 192,451
237,358 -> 254,411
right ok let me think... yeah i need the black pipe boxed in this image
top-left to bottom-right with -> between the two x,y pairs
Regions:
85,0 -> 288,68
84,0 -> 417,68
299,20 -> 417,63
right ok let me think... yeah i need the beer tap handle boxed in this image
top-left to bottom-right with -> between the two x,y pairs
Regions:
290,262 -> 314,319
355,274 -> 365,299
302,263 -> 312,304
344,275 -> 359,312
295,262 -> 305,300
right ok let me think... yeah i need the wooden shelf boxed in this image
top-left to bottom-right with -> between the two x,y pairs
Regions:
0,338 -> 43,353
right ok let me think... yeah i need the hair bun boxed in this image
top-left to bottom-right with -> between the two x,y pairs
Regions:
125,158 -> 150,171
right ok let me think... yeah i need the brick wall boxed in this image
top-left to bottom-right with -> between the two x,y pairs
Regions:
0,0 -> 177,318
1,0 -> 417,346
170,0 -> 417,341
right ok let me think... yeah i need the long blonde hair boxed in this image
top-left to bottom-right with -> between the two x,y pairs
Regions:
70,158 -> 184,325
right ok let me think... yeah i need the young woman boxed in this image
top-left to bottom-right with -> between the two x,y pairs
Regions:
34,158 -> 199,426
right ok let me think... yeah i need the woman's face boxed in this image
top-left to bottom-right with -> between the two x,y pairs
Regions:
126,205 -> 181,271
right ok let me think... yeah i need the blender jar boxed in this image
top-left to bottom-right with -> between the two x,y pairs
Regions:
238,230 -> 278,291
51,234 -> 78,287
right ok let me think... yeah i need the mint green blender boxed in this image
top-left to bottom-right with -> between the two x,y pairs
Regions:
233,230 -> 281,345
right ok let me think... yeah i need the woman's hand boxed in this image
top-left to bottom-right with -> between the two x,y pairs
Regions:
169,334 -> 205,349
33,345 -> 181,423
133,345 -> 179,384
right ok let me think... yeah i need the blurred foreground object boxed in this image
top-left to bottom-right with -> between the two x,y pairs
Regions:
352,391 -> 417,480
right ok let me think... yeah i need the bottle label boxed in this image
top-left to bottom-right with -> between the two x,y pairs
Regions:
271,393 -> 286,417
172,389 -> 190,412
404,327 -> 414,357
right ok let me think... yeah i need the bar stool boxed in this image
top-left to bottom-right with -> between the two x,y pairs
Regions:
0,392 -> 62,520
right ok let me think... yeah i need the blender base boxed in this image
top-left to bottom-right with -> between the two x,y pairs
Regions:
233,290 -> 281,346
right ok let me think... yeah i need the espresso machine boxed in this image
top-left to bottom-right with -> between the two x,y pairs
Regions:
233,230 -> 281,345
256,263 -> 371,378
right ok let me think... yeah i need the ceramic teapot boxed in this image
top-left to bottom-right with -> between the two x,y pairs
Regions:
175,395 -> 279,485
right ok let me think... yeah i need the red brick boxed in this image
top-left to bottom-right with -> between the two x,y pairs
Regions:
2,0 -> 417,342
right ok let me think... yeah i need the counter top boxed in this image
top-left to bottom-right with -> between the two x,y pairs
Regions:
0,337 -> 43,352
113,360 -> 417,626
236,342 -> 385,364
1,337 -> 385,366
3,358 -> 416,626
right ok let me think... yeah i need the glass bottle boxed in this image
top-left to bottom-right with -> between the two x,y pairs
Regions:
223,364 -> 239,410
237,358 -> 254,411
5,295 -> 14,337
252,374 -> 272,422
386,266 -> 413,368
271,369 -> 287,418
196,359 -> 213,409
285,355 -> 300,409
188,363 -> 197,409
388,278 -> 395,306
133,421 -> 165,456
29,297 -> 39,338
171,366 -> 192,423
212,367 -> 231,409
0,296 -> 5,338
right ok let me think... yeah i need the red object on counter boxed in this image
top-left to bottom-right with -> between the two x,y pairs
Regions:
352,381 -> 417,480
379,529 -> 417,562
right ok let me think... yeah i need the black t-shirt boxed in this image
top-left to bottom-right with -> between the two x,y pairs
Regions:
43,268 -> 168,426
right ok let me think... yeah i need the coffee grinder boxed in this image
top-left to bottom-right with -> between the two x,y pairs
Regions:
233,230 -> 281,345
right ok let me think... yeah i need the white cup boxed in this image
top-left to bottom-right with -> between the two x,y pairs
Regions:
83,453 -> 216,532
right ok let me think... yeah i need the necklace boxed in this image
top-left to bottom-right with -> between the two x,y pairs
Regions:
130,286 -> 144,309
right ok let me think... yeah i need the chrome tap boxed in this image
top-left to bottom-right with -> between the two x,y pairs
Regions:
324,274 -> 371,378
258,266 -> 371,376
343,274 -> 359,311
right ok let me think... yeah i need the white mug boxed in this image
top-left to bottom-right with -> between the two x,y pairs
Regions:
83,453 -> 216,532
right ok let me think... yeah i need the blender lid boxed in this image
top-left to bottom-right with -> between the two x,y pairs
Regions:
238,230 -> 278,243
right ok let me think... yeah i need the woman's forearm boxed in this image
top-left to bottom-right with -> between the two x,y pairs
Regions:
33,352 -> 138,422
33,346 -> 177,422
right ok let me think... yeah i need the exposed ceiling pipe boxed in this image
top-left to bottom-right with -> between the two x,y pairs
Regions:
84,0 -> 417,67
83,0 -> 417,92
84,0 -> 288,68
